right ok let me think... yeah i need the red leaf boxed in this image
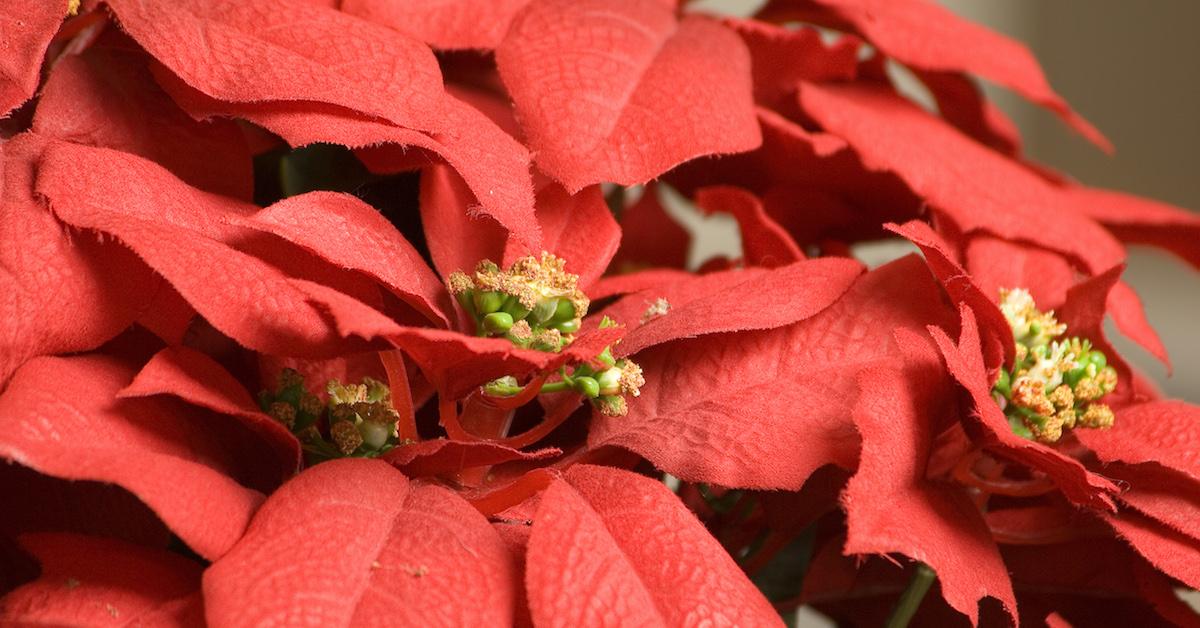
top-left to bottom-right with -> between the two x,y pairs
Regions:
0,533 -> 203,627
155,70 -> 541,254
610,184 -> 691,272
589,268 -> 693,302
766,0 -> 1110,151
419,164 -> 508,285
526,464 -> 780,626
0,356 -> 263,560
503,183 -> 621,290
1068,186 -> 1200,270
1107,280 -> 1170,369
887,220 -> 1013,369
592,255 -> 953,489
383,439 -> 560,478
497,0 -> 761,191
797,83 -> 1124,275
695,186 -> 804,267
928,305 -> 1119,510
240,191 -> 452,328
963,234 -> 1076,310
724,18 -> 859,111
0,0 -> 65,116
36,141 -> 384,357
118,346 -> 302,480
105,0 -> 444,130
342,0 -> 530,50
0,135 -> 157,386
1099,463 -> 1200,545
1078,401 -> 1200,485
915,70 -> 1022,156
844,366 -> 1015,624
203,459 -> 517,626
607,257 -> 862,357
33,39 -> 254,200
1104,510 -> 1200,590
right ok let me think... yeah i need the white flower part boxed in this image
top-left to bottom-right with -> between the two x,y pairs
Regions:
640,298 -> 670,325
1023,340 -> 1081,391
999,288 -> 1066,347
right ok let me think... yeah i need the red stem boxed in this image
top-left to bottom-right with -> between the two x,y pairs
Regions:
468,468 -> 558,516
379,350 -> 419,443
953,449 -> 1056,497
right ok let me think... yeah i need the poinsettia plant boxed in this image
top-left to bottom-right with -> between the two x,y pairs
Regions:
2,0 -> 1199,625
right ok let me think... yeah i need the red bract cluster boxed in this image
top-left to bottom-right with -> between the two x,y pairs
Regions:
2,0 -> 1198,625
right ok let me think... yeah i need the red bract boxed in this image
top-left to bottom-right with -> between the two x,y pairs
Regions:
0,533 -> 203,626
496,0 -> 761,191
204,459 -> 517,626
3,0 -> 1199,624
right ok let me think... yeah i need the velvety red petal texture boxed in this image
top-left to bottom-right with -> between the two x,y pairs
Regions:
497,0 -> 761,191
1078,401 -> 1200,483
695,186 -> 804,268
118,346 -> 302,480
844,364 -> 1015,624
419,164 -> 509,284
342,0 -> 530,50
37,142 -> 383,357
766,0 -> 1110,150
608,257 -> 863,356
152,68 -> 542,254
1105,511 -> 1200,590
798,82 -> 1124,274
33,40 -> 254,200
915,70 -> 1022,155
0,0 -> 65,116
240,191 -> 452,328
0,533 -> 203,626
724,18 -> 858,110
888,220 -> 1013,369
503,183 -> 621,290
1069,185 -> 1200,270
106,0 -> 444,129
929,306 -> 1118,509
0,356 -> 263,560
203,459 -> 517,627
0,135 -> 156,386
593,255 -> 953,489
526,465 -> 781,626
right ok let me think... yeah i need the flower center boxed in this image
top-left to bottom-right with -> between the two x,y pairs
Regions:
259,370 -> 404,464
447,253 -> 589,352
992,288 -> 1117,443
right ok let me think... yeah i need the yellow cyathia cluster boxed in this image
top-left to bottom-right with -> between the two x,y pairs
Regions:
447,253 -> 589,352
994,289 -> 1118,443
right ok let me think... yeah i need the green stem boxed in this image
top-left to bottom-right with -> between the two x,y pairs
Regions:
487,380 -> 571,397
886,563 -> 936,628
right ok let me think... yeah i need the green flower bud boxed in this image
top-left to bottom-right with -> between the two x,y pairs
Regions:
531,298 -> 559,323
993,369 -> 1012,398
596,367 -> 622,396
483,311 -> 515,334
474,291 -> 505,315
551,299 -> 576,323
596,346 -> 616,368
500,295 -> 531,321
554,318 -> 581,334
574,376 -> 600,398
484,376 -> 520,397
358,420 -> 391,451
1086,350 -> 1107,371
